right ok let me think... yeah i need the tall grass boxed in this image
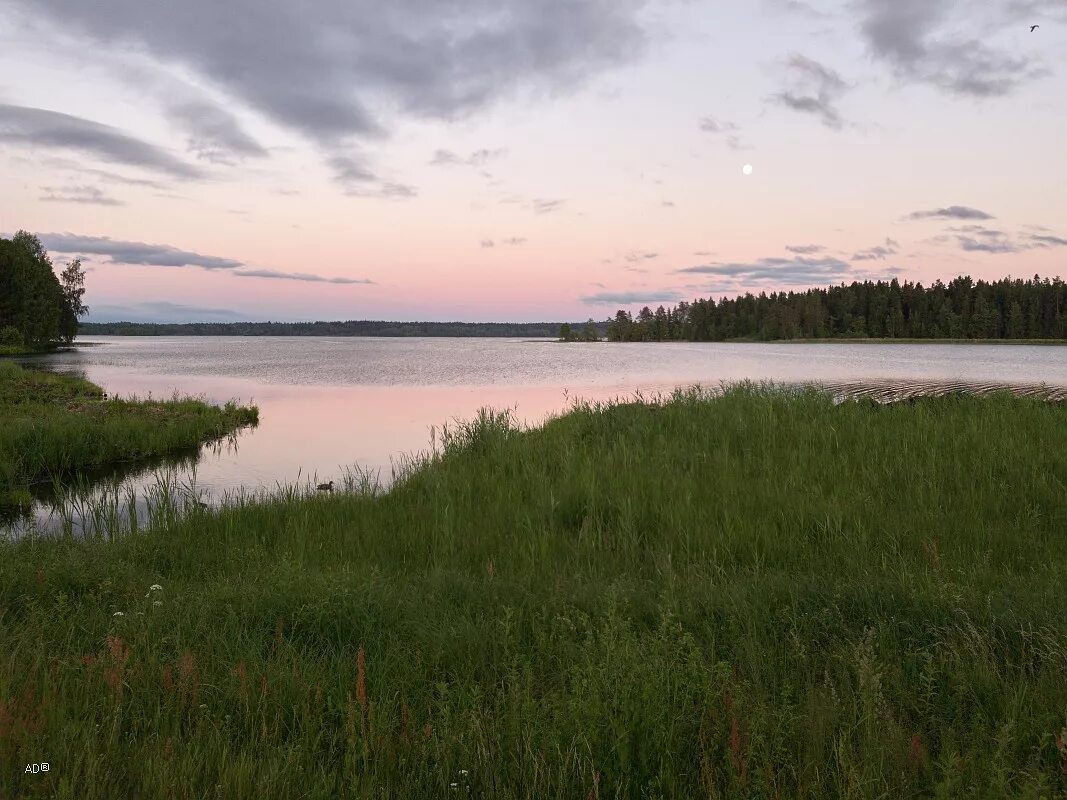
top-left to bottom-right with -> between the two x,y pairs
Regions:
2,385 -> 1067,798
0,361 -> 258,510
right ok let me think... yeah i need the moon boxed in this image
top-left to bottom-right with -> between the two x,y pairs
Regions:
742,164 -> 753,176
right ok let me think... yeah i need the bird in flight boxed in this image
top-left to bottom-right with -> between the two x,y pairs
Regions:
1030,24 -> 1039,32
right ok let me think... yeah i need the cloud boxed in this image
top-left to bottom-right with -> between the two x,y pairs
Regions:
11,0 -> 649,145
678,255 -> 900,286
531,198 -> 565,214
661,200 -> 676,207
232,269 -> 372,284
502,237 -> 527,246
771,54 -> 849,129
329,154 -> 416,198
699,116 -> 746,149
40,233 -> 244,270
698,116 -> 737,133
949,226 -> 1067,254
625,250 -> 658,262
785,244 -> 824,254
16,156 -> 169,190
0,103 -> 202,178
481,239 -> 495,248
852,237 -> 900,260
39,184 -> 124,206
166,100 -> 268,164
906,205 -> 995,221
85,301 -> 247,323
1030,234 -> 1067,247
430,148 -> 507,167
581,289 -> 685,305
36,232 -> 373,283
858,0 -> 1046,97
957,236 -> 1020,253
766,0 -> 829,18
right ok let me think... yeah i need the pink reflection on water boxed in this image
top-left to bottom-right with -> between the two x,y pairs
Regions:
73,367 -> 682,495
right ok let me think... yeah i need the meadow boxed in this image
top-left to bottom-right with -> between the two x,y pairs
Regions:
2,386 -> 1066,798
0,360 -> 258,511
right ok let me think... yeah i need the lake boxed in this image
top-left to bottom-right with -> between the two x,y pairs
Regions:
9,336 -> 1067,535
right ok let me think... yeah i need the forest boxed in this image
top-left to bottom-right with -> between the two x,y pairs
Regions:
78,320 -> 597,338
606,275 -> 1067,342
0,231 -> 87,352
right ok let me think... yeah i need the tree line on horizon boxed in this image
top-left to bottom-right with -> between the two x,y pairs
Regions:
0,231 -> 87,350
605,275 -> 1067,342
78,320 -> 603,338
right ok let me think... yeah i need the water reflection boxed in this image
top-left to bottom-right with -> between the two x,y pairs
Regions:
7,336 -> 1067,537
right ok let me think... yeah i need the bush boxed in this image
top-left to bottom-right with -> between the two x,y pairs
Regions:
0,326 -> 23,348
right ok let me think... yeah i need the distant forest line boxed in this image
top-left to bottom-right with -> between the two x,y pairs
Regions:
605,275 -> 1067,342
78,320 -> 600,338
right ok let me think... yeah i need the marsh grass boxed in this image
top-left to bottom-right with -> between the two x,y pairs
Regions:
2,385 -> 1067,798
0,361 -> 258,511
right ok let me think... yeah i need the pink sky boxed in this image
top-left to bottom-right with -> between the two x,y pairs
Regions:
1,0 -> 1065,322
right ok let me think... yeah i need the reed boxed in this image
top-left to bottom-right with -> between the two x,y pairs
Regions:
2,385 -> 1066,798
0,361 -> 258,511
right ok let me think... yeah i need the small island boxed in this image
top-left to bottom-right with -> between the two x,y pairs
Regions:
0,232 -> 259,512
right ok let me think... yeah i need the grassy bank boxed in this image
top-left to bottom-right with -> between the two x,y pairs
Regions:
0,361 -> 258,510
2,387 -> 1067,798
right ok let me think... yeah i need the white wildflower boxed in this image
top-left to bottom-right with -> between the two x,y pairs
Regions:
458,770 -> 469,777
112,612 -> 124,617
149,584 -> 163,592
153,600 -> 163,607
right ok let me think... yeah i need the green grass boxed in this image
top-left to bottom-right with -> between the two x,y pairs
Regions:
0,361 -> 258,511
2,386 -> 1067,798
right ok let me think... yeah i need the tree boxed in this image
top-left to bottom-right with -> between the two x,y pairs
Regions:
59,258 -> 88,343
0,230 -> 75,349
581,319 -> 599,342
558,323 -> 575,342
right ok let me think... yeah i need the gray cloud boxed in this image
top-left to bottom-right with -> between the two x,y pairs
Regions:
430,148 -> 507,167
1030,234 -> 1067,247
581,289 -> 685,305
906,205 -> 995,221
329,154 -> 416,198
39,184 -> 124,206
678,255 -> 901,287
481,239 -> 495,248
0,103 -> 202,179
859,0 -> 1046,97
85,301 -> 247,323
852,237 -> 900,260
37,232 -> 373,283
233,269 -> 372,284
40,233 -> 244,270
699,116 -> 746,149
531,198 -> 565,214
958,236 -> 1019,253
766,0 -> 830,18
502,237 -> 528,246
771,54 -> 849,129
17,156 -> 169,189
166,100 -> 268,164
11,0 -> 649,145
625,250 -> 658,262
698,116 -> 737,133
785,244 -> 824,254
951,226 -> 1067,254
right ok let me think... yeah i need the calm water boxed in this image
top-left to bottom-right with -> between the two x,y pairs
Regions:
9,336 -> 1067,535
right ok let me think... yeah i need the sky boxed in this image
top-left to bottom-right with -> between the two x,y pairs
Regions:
1,0 -> 1065,323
